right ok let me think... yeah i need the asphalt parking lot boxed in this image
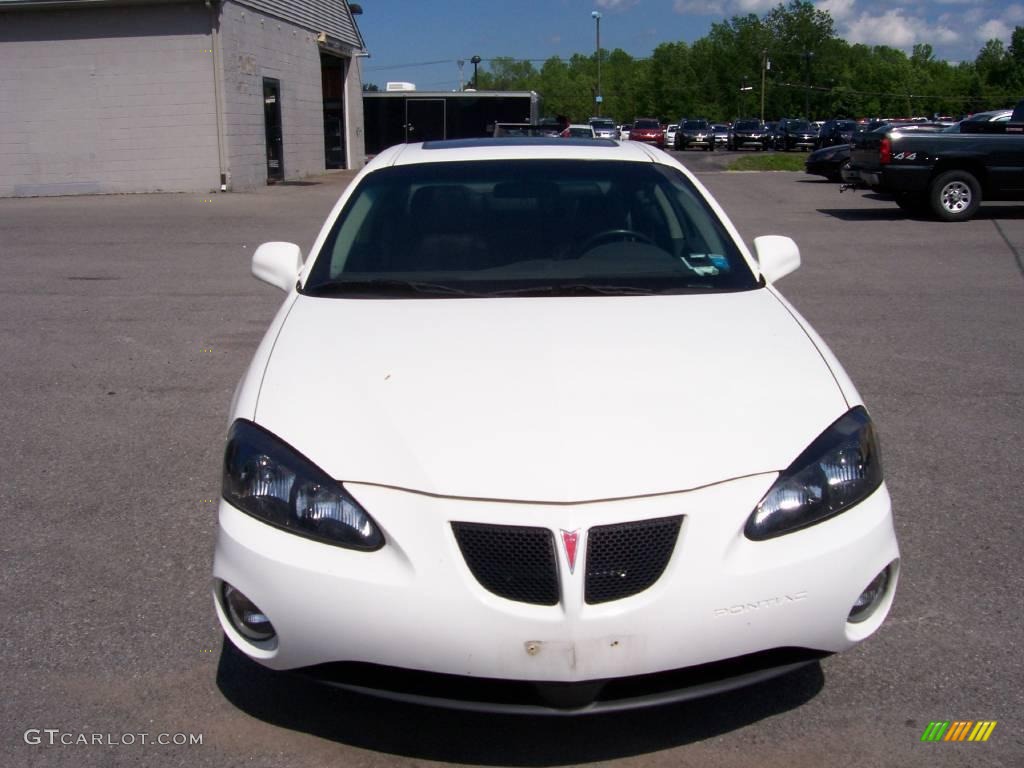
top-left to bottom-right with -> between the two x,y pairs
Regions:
2,157 -> 1022,768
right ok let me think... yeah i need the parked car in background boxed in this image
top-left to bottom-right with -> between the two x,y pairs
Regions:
619,124 -> 630,140
816,119 -> 858,148
665,124 -> 678,147
215,137 -> 900,714
562,124 -> 597,138
676,118 -> 713,150
589,117 -> 619,139
805,143 -> 852,181
943,109 -> 1012,133
712,124 -> 731,148
729,119 -> 769,150
845,109 -> 1024,220
536,117 -> 567,137
629,118 -> 666,148
493,123 -> 552,137
764,121 -> 780,150
775,119 -> 818,151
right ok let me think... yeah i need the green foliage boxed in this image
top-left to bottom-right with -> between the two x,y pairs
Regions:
468,6 -> 1024,123
727,154 -> 807,172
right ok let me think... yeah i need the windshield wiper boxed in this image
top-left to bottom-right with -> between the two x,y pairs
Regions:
488,283 -> 660,297
304,278 -> 487,298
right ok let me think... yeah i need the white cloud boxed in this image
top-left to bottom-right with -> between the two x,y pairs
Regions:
816,0 -> 856,22
673,0 -> 776,15
843,9 -> 958,49
673,0 -> 725,14
595,0 -> 640,10
733,0 -> 777,11
1003,4 -> 1024,24
976,19 -> 1011,42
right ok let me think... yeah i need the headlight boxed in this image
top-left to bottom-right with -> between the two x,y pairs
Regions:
222,419 -> 384,550
745,407 -> 882,541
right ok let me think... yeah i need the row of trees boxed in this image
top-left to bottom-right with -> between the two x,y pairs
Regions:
428,1 -> 1023,123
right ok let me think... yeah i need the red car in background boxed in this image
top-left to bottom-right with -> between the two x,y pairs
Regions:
628,118 -> 665,148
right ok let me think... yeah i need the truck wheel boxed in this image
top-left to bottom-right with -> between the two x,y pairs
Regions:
929,170 -> 981,222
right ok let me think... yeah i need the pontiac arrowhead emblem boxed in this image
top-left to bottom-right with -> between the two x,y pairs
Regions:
561,529 -> 580,574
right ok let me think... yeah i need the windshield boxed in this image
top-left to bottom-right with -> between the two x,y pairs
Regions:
787,121 -> 813,132
634,119 -> 660,129
734,121 -> 761,130
683,120 -> 708,130
305,160 -> 757,298
591,120 -> 615,130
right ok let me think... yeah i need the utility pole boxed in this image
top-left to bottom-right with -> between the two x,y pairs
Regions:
760,49 -> 768,123
470,55 -> 481,89
592,11 -> 602,116
457,59 -> 464,91
803,51 -> 813,119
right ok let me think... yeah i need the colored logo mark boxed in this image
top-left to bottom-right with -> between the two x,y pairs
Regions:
921,721 -> 997,742
560,529 -> 580,574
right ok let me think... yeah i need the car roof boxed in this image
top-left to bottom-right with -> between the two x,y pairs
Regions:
378,138 -> 654,166
965,109 -> 1012,121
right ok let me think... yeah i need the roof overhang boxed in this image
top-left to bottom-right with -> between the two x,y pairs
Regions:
0,0 -> 203,10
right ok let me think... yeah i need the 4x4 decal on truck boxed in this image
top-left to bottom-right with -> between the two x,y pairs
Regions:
893,152 -> 917,161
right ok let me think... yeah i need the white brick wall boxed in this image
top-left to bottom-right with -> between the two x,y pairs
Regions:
0,4 -> 221,196
0,1 -> 366,196
219,1 -> 327,189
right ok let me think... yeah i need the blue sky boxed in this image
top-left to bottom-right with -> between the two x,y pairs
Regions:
356,0 -> 1022,90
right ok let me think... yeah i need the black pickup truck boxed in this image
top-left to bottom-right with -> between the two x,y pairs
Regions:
845,101 -> 1024,221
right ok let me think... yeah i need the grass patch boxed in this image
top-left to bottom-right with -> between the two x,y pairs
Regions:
727,153 -> 807,172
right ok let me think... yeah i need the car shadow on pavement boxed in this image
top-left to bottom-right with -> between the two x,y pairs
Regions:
216,637 -> 824,765
815,207 -> 910,221
818,202 -> 1024,222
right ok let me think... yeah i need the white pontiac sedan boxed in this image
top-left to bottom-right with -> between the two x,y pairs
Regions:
213,137 -> 899,714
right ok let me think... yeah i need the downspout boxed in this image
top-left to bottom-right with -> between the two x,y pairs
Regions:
351,52 -> 370,169
207,0 -> 229,190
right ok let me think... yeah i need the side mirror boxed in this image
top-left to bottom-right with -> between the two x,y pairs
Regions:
252,242 -> 302,291
753,235 -> 800,283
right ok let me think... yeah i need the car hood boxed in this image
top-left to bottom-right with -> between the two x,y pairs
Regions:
254,290 -> 847,502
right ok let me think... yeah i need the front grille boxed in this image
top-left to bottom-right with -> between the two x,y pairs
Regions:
452,522 -> 559,606
585,515 -> 682,604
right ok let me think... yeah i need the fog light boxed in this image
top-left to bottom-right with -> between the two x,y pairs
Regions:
848,565 -> 891,624
222,583 -> 276,641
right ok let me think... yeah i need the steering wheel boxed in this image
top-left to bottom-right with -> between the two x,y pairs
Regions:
575,228 -> 655,255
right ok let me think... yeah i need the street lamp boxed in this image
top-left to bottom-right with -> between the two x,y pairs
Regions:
802,51 -> 814,119
591,11 -> 602,116
470,55 -> 481,90
740,81 -> 753,118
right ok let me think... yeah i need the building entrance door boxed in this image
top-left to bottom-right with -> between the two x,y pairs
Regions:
263,78 -> 284,182
405,99 -> 445,143
321,54 -> 346,169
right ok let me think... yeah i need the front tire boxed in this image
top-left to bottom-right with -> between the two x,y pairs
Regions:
929,170 -> 981,222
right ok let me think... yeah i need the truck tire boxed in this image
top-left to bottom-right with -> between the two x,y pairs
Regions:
929,170 -> 981,222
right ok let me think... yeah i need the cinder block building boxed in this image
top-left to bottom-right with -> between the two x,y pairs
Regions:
0,0 -> 367,196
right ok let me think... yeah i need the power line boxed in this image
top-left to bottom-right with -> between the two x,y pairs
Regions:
365,59 -> 454,71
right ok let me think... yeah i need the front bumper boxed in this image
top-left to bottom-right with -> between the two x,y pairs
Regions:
213,474 -> 898,710
734,136 -> 765,147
